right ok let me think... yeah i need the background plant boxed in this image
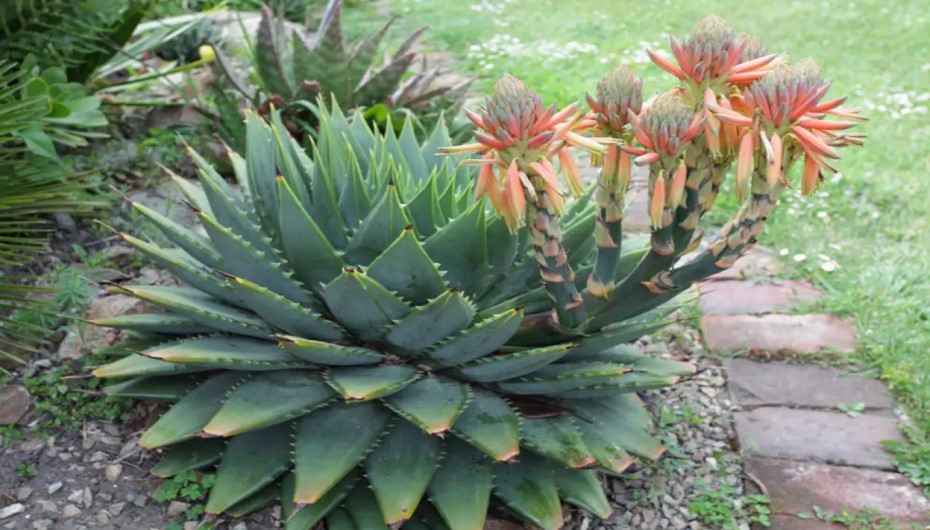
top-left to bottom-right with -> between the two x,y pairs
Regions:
0,60 -> 104,368
213,0 -> 471,140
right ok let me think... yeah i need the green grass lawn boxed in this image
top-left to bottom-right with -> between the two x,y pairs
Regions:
352,0 -> 930,436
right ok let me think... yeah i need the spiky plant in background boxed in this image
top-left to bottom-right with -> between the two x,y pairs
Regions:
90,15 -> 864,530
221,0 -> 471,134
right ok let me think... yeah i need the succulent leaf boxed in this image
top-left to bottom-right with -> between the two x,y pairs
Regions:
293,402 -> 390,505
151,438 -> 226,478
428,439 -> 492,530
205,422 -> 293,514
366,421 -> 441,525
202,371 -> 334,437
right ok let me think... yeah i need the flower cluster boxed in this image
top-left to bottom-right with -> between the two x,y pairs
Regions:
710,60 -> 866,195
442,75 -> 603,230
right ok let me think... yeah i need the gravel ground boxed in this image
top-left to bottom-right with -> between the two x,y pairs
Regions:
562,322 -> 750,530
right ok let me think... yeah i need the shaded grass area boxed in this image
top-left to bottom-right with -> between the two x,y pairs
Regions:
360,0 -> 930,434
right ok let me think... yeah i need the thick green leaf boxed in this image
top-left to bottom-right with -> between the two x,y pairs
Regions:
326,365 -> 420,401
92,354 -> 211,379
279,336 -> 384,366
205,422 -> 293,514
343,183 -> 409,266
322,268 -> 411,341
483,215 -> 519,290
199,212 -> 317,307
428,439 -> 492,530
277,177 -> 345,292
454,344 -> 574,383
227,481 -> 280,517
494,362 -> 631,395
139,372 -> 244,449
398,119 -> 430,184
367,227 -> 446,305
244,111 -> 281,240
550,466 -> 612,518
151,438 -> 226,478
190,145 -> 276,257
104,375 -> 198,402
354,52 -> 415,107
228,274 -> 343,341
493,456 -> 563,530
423,308 -> 523,367
579,345 -> 697,376
385,290 -> 475,353
560,314 -> 673,361
451,389 -> 519,462
120,234 -> 239,305
293,402 -> 391,504
337,152 -> 373,230
308,139 -> 349,248
144,337 -> 307,370
366,421 -> 441,525
255,7 -> 293,97
90,313 -> 212,335
406,176 -> 443,238
283,471 -> 359,530
520,415 -> 595,469
561,396 -> 664,461
347,18 -> 393,88
116,285 -> 271,339
131,200 -> 221,269
203,371 -> 334,437
423,201 -> 488,296
343,486 -> 387,530
326,508 -> 359,530
383,375 -> 470,435
549,373 -> 678,398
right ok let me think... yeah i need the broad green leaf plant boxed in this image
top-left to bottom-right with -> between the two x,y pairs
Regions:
92,16 -> 863,530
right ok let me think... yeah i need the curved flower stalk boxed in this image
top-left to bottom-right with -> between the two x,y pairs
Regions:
584,65 -> 642,297
441,75 -> 604,331
653,60 -> 866,291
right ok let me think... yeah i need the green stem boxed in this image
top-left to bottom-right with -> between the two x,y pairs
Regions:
587,144 -> 626,297
527,173 -> 587,333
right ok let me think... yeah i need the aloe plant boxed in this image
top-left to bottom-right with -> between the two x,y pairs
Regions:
221,0 -> 470,133
91,16 -> 863,530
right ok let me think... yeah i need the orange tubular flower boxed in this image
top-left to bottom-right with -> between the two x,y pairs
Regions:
650,16 -> 781,98
624,94 -> 703,165
709,60 -> 867,195
441,75 -> 603,230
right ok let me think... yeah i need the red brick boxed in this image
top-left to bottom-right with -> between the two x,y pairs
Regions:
708,246 -> 783,280
698,280 -> 822,315
764,515 -> 843,530
746,458 -> 930,523
735,408 -> 902,470
702,314 -> 857,355
723,359 -> 895,413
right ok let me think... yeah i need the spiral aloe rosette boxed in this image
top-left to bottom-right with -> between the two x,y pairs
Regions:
91,104 -> 695,530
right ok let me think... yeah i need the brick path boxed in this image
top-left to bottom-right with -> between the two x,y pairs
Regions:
699,248 -> 930,528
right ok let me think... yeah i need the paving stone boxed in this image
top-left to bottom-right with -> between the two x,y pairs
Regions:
763,515 -> 842,530
698,280 -> 823,315
723,359 -> 895,413
746,458 -> 930,523
708,246 -> 783,280
0,384 -> 30,425
735,408 -> 902,470
702,314 -> 857,355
